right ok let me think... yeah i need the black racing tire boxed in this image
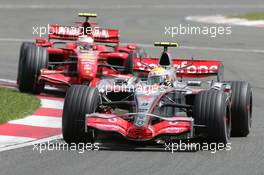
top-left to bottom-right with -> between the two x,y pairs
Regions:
17,42 -> 35,85
193,90 -> 231,144
124,53 -> 135,74
228,81 -> 253,137
62,85 -> 100,144
18,44 -> 48,94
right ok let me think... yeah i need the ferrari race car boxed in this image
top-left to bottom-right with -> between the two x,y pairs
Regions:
17,13 -> 147,94
62,42 -> 253,145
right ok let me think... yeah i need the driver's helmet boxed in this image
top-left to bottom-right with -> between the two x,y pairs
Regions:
77,35 -> 94,50
147,67 -> 173,86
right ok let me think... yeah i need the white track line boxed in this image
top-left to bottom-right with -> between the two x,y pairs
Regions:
0,78 -> 16,83
0,134 -> 62,152
0,78 -> 63,90
0,79 -> 64,92
186,15 -> 264,27
9,115 -> 62,128
0,136 -> 34,148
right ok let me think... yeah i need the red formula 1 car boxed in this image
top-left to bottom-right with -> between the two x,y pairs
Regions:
17,13 -> 147,94
62,42 -> 253,146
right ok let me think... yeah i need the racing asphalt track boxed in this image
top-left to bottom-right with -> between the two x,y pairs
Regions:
0,0 -> 264,175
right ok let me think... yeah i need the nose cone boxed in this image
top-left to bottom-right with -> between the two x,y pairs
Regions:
127,126 -> 153,140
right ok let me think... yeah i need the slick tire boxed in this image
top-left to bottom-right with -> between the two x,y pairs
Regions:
62,85 -> 100,144
17,42 -> 35,85
18,44 -> 48,94
193,90 -> 231,144
228,81 -> 253,137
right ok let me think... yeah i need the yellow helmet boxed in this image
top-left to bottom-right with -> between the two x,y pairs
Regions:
148,67 -> 172,85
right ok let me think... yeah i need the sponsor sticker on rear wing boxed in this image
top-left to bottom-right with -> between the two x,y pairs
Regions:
48,25 -> 80,40
93,28 -> 120,43
133,57 -> 223,79
173,59 -> 223,78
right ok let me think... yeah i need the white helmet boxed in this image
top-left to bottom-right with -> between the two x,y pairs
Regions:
77,35 -> 94,50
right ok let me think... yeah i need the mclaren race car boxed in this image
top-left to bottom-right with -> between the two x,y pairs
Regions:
17,13 -> 147,94
62,42 -> 253,146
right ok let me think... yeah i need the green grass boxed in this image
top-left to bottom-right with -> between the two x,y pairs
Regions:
0,87 -> 40,124
228,12 -> 264,20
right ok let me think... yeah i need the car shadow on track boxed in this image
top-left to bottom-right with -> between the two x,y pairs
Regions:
94,139 -> 200,153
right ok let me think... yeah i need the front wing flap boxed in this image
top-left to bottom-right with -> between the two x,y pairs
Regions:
86,113 -> 193,140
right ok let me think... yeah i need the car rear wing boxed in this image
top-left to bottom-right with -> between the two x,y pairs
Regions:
48,24 -> 120,43
78,12 -> 97,19
172,59 -> 224,79
154,42 -> 178,47
48,25 -> 80,40
92,28 -> 120,43
154,42 -> 178,52
133,57 -> 224,80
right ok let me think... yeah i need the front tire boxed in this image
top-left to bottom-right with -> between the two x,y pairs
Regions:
228,81 -> 252,137
17,42 -> 35,85
62,85 -> 100,144
18,44 -> 48,94
193,90 -> 231,144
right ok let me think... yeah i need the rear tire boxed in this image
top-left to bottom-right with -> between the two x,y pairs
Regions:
18,44 -> 48,94
62,85 -> 100,144
228,81 -> 252,137
193,90 -> 231,144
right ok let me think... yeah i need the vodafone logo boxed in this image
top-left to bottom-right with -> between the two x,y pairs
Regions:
174,61 -> 218,74
136,61 -> 218,74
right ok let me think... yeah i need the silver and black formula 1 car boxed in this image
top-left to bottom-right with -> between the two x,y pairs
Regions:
62,42 -> 252,146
